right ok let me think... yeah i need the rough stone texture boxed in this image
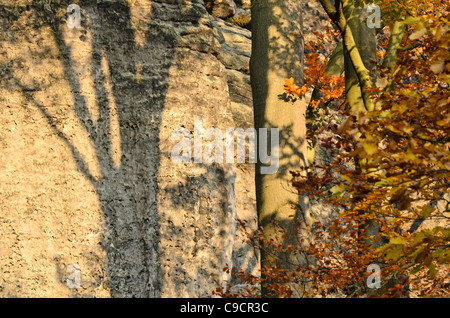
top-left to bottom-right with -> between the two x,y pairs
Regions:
0,0 -> 257,297
205,0 -> 236,19
212,17 -> 252,129
234,0 -> 251,10
210,16 -> 258,288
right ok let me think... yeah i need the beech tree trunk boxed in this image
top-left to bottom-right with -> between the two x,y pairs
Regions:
250,0 -> 309,297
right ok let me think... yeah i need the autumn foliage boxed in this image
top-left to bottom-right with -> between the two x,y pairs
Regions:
218,0 -> 450,298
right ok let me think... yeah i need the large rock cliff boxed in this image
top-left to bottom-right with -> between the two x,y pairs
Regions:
0,0 -> 258,297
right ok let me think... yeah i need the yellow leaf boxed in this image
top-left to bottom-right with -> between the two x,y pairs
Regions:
330,184 -> 348,197
385,245 -> 403,261
402,17 -> 421,25
362,142 -> 378,156
403,148 -> 417,161
421,205 -> 431,219
428,263 -> 437,279
390,236 -> 406,245
409,22 -> 427,40
436,117 -> 449,126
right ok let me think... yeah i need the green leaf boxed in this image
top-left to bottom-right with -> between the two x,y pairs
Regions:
433,249 -> 450,264
428,263 -> 437,279
330,184 -> 348,196
390,236 -> 406,245
410,263 -> 423,275
401,17 -> 421,26
341,174 -> 352,182
421,204 -> 431,219
331,191 -> 344,198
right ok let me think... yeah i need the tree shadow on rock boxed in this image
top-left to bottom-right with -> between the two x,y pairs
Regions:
3,0 -> 205,297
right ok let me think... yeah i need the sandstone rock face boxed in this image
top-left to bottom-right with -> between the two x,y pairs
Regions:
0,0 -> 257,297
212,18 -> 252,129
205,0 -> 237,19
210,16 -> 259,289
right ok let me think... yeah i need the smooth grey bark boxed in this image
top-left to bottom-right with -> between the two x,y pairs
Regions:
250,0 -> 309,297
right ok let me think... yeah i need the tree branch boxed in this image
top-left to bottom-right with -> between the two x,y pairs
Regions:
317,0 -> 338,22
21,91 -> 98,186
318,0 -> 375,112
